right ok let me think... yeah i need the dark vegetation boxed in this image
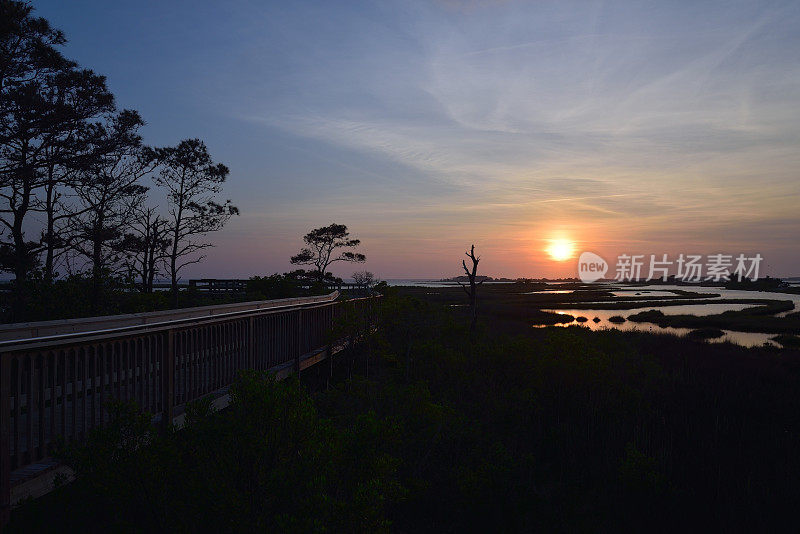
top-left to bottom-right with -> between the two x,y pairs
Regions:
725,275 -> 799,293
10,285 -> 800,532
627,300 -> 799,334
422,281 -> 799,337
0,1 -> 238,321
772,334 -> 800,349
397,281 -> 796,335
549,297 -> 781,311
2,4 -> 374,325
290,223 -> 365,283
1,271 -> 337,322
686,327 -> 726,340
529,309 -> 574,325
5,3 -> 800,529
0,245 -> 366,323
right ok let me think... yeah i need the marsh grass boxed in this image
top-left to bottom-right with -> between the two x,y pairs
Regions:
628,300 -> 799,334
10,287 -> 800,532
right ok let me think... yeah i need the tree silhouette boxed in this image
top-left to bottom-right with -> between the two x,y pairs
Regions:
352,270 -> 375,291
0,1 -> 115,318
290,223 -> 365,283
457,244 -> 483,331
0,2 -> 241,318
38,74 -> 112,283
154,139 -> 238,306
69,110 -> 155,310
119,205 -> 171,293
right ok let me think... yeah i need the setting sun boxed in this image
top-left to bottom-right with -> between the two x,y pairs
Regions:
546,239 -> 575,262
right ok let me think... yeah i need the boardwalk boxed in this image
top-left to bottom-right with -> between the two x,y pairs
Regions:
0,292 -> 376,517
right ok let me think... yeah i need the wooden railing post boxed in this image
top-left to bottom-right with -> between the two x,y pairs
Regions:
328,304 -> 335,380
248,316 -> 255,369
294,310 -> 302,379
162,330 -> 175,430
0,354 -> 10,525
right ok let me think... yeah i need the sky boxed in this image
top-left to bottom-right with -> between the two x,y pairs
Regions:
32,0 -> 800,279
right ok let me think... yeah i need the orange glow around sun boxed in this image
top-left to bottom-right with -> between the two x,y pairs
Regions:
546,238 -> 575,261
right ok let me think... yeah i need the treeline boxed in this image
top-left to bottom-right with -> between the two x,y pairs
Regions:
0,1 -> 237,320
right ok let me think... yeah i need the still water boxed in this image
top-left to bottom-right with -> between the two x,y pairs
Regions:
614,284 -> 800,317
538,308 -> 778,347
535,283 -> 799,347
386,279 -> 515,288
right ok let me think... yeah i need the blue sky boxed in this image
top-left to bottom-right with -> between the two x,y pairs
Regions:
33,0 -> 800,278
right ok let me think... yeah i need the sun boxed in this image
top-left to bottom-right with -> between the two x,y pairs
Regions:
546,239 -> 575,262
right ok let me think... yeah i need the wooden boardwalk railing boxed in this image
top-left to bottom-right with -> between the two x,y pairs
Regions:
0,292 -> 378,519
0,293 -> 339,341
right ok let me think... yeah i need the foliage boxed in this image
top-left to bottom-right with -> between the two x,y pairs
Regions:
68,109 -> 156,310
16,374 -> 402,533
351,269 -> 376,288
11,292 -> 800,532
118,205 -> 171,293
0,3 -> 238,318
686,327 -> 725,339
0,0 -> 115,318
154,138 -> 238,306
290,223 -> 365,282
772,334 -> 800,348
0,275 -> 171,320
628,301 -> 800,334
246,273 -> 304,300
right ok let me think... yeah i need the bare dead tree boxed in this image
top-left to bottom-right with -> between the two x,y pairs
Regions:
457,244 -> 483,331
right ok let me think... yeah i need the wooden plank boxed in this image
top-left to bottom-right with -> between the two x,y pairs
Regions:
162,330 -> 174,430
48,352 -> 55,455
1,354 -> 12,523
37,354 -> 45,461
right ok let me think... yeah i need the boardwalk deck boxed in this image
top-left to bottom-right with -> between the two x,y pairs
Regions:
0,293 -> 377,519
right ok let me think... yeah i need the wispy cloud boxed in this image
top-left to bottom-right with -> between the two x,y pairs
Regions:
72,0 -> 800,277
